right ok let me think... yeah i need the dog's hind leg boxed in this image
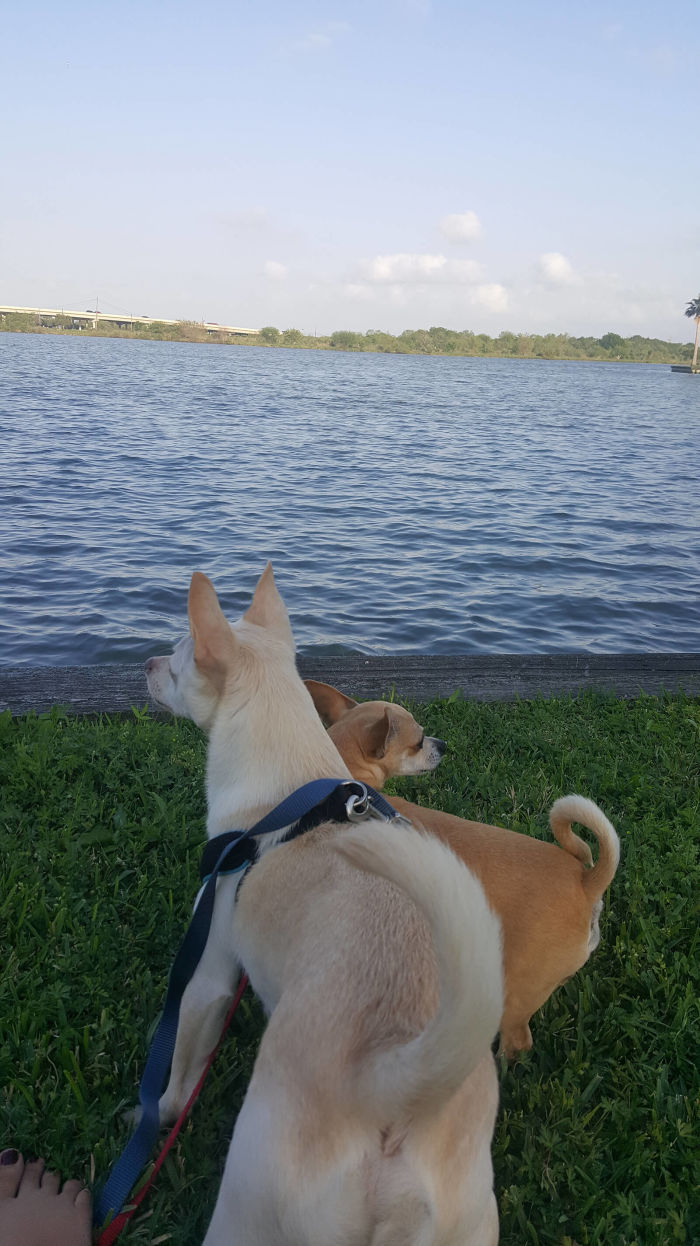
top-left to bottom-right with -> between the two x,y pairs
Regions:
369,1197 -> 433,1246
472,1191 -> 499,1246
498,1017 -> 533,1058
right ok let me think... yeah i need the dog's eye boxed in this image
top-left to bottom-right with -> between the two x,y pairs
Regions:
414,735 -> 425,751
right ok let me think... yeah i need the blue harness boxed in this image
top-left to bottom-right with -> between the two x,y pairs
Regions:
94,778 -> 399,1228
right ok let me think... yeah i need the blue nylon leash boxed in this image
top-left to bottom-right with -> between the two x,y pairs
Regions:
94,778 -> 398,1229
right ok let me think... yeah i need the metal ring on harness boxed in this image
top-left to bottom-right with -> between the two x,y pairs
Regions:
345,784 -> 370,821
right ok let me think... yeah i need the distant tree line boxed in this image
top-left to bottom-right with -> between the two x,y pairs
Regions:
1,310 -> 694,364
257,326 -> 691,364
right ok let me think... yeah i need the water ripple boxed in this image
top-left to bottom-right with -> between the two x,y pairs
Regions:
1,333 -> 699,664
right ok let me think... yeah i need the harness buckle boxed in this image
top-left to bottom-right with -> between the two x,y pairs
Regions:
345,784 -> 370,822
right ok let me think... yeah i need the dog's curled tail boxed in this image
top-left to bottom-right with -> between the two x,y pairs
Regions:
335,820 -> 502,1122
549,795 -> 620,901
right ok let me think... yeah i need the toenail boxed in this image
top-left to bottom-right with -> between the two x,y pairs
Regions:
0,1149 -> 19,1165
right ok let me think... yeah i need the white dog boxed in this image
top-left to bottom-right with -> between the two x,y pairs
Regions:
145,565 -> 503,1245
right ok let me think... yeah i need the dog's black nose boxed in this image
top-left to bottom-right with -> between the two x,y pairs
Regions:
434,737 -> 448,756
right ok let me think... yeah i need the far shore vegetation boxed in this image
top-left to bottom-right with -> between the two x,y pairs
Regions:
1,308 -> 695,365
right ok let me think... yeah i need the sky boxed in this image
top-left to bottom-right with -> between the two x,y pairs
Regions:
2,0 -> 698,340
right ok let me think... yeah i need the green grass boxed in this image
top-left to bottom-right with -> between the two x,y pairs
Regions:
1,693 -> 698,1245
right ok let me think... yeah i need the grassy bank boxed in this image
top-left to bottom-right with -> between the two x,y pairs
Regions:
1,692 -> 698,1244
1,312 -> 694,365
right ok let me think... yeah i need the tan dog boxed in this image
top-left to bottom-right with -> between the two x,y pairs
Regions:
304,682 -> 449,787
145,567 -> 504,1245
305,679 -> 620,1057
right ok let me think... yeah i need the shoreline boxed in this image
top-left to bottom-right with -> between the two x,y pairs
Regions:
2,653 -> 699,714
0,322 -> 692,367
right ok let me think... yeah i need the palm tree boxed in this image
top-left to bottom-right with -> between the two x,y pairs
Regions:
685,294 -> 700,369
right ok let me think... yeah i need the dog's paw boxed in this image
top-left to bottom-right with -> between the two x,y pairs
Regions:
121,1100 -> 179,1129
498,1021 -> 533,1059
156,1095 -> 182,1127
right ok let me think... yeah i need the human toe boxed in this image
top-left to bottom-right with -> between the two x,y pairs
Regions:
40,1169 -> 60,1196
75,1184 -> 93,1243
16,1159 -> 44,1193
0,1151 -> 25,1199
59,1178 -> 85,1203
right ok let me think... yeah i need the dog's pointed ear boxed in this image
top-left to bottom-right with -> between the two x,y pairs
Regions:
243,562 -> 295,651
365,706 -> 398,759
304,680 -> 358,726
188,572 -> 237,676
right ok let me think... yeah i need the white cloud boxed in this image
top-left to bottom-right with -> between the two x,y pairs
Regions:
439,211 -> 482,243
343,283 -> 375,300
264,260 -> 287,280
537,252 -> 579,286
366,253 -> 445,282
289,22 -> 349,53
362,252 -> 482,284
472,283 -> 509,313
450,259 -> 484,282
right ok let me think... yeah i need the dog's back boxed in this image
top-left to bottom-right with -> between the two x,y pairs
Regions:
216,819 -> 503,1245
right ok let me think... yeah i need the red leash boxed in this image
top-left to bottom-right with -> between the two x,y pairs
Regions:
96,973 -> 249,1246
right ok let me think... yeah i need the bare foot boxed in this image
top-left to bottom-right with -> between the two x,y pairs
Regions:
0,1149 -> 92,1246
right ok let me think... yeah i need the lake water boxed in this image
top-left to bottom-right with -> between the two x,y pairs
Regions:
1,331 -> 699,665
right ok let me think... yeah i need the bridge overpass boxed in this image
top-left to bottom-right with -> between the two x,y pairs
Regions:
0,305 -> 258,336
